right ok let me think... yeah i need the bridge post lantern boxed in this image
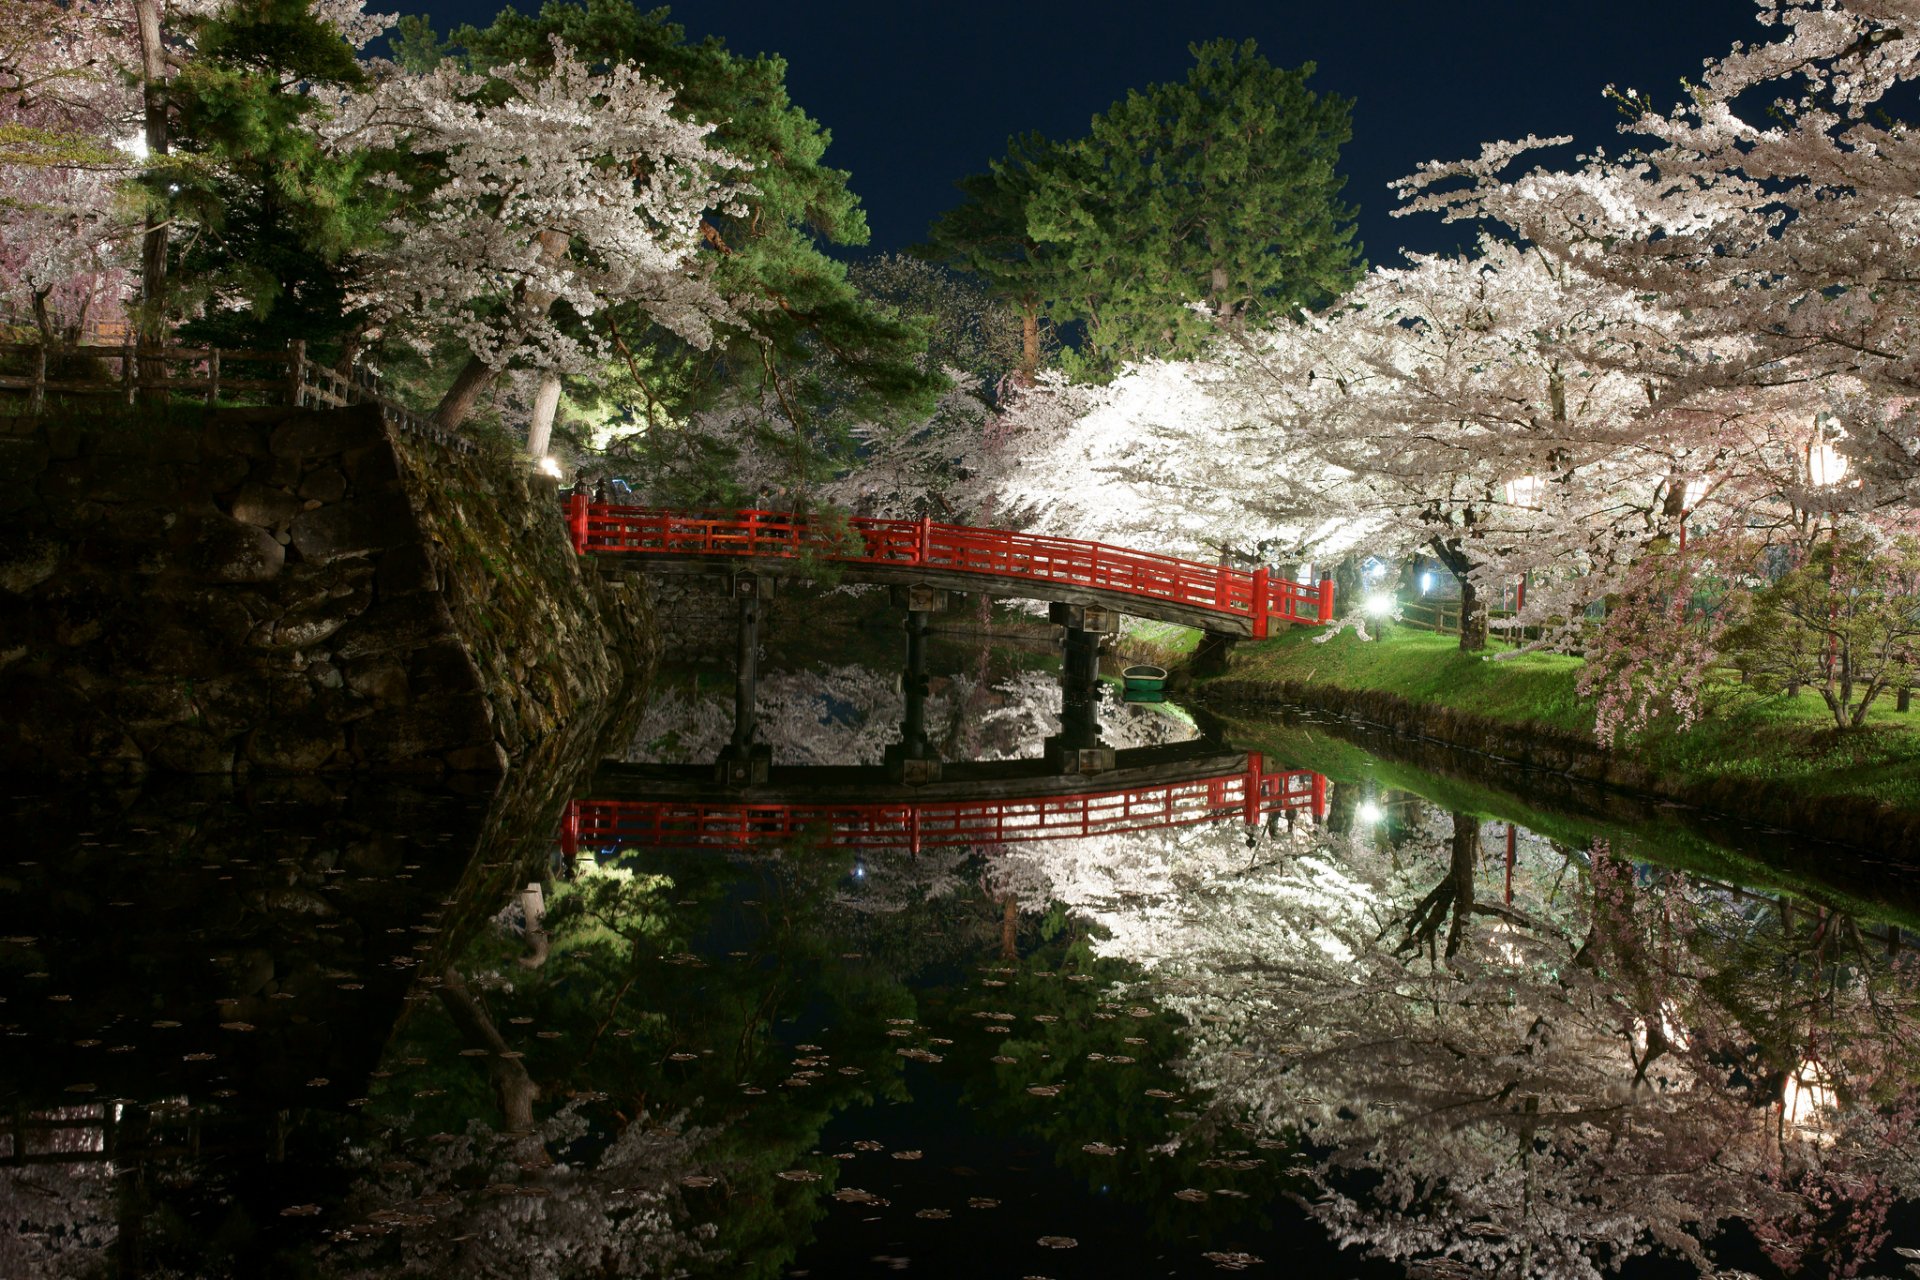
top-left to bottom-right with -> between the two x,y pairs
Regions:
1317,574 -> 1335,625
565,491 -> 590,556
1251,567 -> 1271,639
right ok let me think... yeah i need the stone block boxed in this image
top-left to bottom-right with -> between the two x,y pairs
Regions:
229,481 -> 303,529
249,455 -> 302,489
352,694 -> 493,764
445,742 -> 508,775
0,532 -> 61,594
245,717 -> 345,772
202,418 -> 272,458
289,499 -> 417,566
184,513 -> 285,583
270,417 -> 351,460
344,657 -> 409,704
375,543 -> 438,597
298,467 -> 348,503
332,594 -> 456,661
343,443 -> 403,487
145,724 -> 238,774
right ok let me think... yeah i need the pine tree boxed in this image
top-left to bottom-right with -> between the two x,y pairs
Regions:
919,131 -> 1073,381
930,40 -> 1364,376
170,0 -> 385,355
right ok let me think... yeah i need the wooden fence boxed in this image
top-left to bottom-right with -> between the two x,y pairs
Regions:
0,337 -> 474,454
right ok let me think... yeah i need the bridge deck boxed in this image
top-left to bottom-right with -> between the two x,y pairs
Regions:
568,502 -> 1333,638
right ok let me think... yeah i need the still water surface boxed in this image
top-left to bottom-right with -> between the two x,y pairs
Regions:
4,627 -> 1918,1279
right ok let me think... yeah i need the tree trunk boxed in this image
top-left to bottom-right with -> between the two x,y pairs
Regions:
1444,812 -> 1480,959
1019,308 -> 1040,382
438,966 -> 540,1135
132,0 -> 170,356
432,228 -> 571,432
526,370 -> 563,458
1458,577 -> 1488,652
999,895 -> 1019,961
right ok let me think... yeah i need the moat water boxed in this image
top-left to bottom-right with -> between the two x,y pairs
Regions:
4,620 -> 1917,1279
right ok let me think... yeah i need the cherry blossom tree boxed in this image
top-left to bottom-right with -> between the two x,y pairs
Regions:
340,37 -> 751,431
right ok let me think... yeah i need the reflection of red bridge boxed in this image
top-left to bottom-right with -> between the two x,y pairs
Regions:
565,500 -> 1334,638
565,751 -> 1328,855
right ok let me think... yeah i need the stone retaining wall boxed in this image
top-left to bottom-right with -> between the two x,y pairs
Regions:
1198,676 -> 1920,858
0,404 -> 654,776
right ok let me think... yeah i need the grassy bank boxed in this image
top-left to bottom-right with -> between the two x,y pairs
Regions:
1204,626 -> 1920,815
1212,710 -> 1920,934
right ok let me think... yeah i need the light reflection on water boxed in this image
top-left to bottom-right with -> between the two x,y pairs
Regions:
3,637 -> 1918,1279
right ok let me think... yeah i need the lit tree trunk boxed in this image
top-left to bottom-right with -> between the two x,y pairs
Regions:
433,228 -> 571,431
1458,578 -> 1489,652
438,966 -> 541,1135
526,370 -> 562,459
132,0 -> 170,355
1019,306 -> 1040,383
1430,536 -> 1487,652
999,895 -> 1019,961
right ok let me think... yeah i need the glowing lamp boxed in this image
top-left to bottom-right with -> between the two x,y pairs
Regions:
1356,800 -> 1384,825
1503,474 -> 1545,510
1364,593 -> 1394,618
537,455 -> 564,478
1807,441 -> 1849,488
1681,478 -> 1708,510
1783,1059 -> 1836,1134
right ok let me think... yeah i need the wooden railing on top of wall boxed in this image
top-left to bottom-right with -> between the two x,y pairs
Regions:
0,337 -> 474,454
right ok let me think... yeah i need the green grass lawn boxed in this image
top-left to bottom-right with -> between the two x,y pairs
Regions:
1207,625 -> 1920,813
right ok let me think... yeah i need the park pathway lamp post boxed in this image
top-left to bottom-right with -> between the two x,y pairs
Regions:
1807,434 -> 1851,691
1502,474 -> 1545,613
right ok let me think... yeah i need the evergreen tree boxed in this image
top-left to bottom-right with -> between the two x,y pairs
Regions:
170,0 -> 386,355
919,131 -> 1072,381
1035,39 -> 1363,370
930,40 -> 1363,376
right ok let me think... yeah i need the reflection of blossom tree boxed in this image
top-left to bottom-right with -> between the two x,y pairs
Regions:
0,1112 -> 115,1279
1009,803 -> 1920,1278
630,664 -> 1194,766
326,1101 -> 720,1280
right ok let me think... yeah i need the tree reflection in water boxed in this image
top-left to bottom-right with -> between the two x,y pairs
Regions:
989,803 -> 1920,1279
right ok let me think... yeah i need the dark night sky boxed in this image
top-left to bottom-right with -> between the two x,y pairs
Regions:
418,0 -> 1762,265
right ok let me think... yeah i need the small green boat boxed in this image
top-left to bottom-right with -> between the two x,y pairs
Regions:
1122,664 -> 1168,695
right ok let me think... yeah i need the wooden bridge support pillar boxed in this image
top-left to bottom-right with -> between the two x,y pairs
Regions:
1046,604 -> 1114,775
716,573 -> 771,786
885,604 -> 942,784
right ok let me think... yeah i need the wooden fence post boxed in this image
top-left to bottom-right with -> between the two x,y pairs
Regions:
29,344 -> 46,414
286,339 -> 306,407
1243,751 -> 1263,826
206,348 -> 221,405
1310,772 -> 1328,821
1250,566 -> 1271,638
917,514 -> 932,564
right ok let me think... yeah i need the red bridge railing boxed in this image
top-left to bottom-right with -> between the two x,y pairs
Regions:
563,756 -> 1329,857
563,498 -> 1333,636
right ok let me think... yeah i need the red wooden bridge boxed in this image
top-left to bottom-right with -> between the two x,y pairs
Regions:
564,498 -> 1334,638
564,752 -> 1328,856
